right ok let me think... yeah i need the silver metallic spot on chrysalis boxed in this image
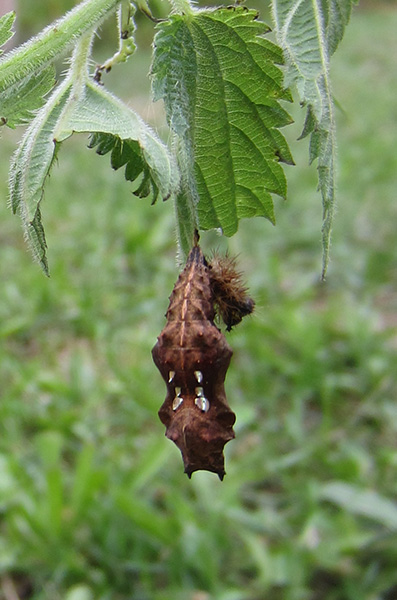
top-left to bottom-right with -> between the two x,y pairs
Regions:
195,395 -> 210,412
175,386 -> 182,397
168,371 -> 175,383
173,396 -> 183,411
194,370 -> 203,383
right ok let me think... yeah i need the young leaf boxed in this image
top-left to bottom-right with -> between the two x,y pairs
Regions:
0,11 -> 15,54
272,0 -> 358,277
151,7 -> 293,252
95,0 -> 137,77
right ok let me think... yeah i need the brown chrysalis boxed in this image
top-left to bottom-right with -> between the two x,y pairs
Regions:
152,240 -> 254,479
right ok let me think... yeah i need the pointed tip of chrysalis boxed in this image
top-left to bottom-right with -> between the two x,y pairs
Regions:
185,469 -> 193,479
184,468 -> 225,481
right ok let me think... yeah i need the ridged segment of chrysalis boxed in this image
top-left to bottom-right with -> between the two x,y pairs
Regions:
152,244 -> 236,479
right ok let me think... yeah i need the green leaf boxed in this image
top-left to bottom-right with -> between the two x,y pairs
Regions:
9,66 -> 175,274
0,11 -> 15,54
151,7 -> 293,252
0,0 -> 120,129
90,133 -> 158,200
0,0 -> 119,96
0,11 -> 17,129
272,0 -> 358,278
55,80 -> 176,203
321,0 -> 358,57
0,65 -> 55,128
70,445 -> 98,517
321,481 -> 397,530
116,493 -> 175,545
9,79 -> 72,275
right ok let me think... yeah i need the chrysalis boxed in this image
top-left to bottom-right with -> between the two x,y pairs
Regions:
152,243 -> 236,479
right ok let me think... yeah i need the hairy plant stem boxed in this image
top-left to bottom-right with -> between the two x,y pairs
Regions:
0,0 -> 121,95
52,31 -> 95,141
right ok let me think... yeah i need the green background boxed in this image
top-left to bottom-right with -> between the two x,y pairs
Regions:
0,1 -> 396,599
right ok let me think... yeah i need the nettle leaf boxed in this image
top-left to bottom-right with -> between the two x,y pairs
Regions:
55,80 -> 175,203
1,12 -> 55,131
9,80 -> 73,275
0,0 -> 119,97
0,11 -> 15,53
10,76 -> 175,275
0,0 -> 121,129
272,0 -> 358,277
151,7 -> 293,244
89,134 -> 159,201
0,66 -> 55,128
0,13 -> 56,128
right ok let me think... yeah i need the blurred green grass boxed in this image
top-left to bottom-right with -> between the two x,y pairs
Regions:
1,3 -> 397,600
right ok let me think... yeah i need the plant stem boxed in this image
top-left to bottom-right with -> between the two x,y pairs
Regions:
70,31 -> 94,84
175,188 -> 198,259
0,0 -> 120,94
96,1 -> 136,75
52,31 -> 95,141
